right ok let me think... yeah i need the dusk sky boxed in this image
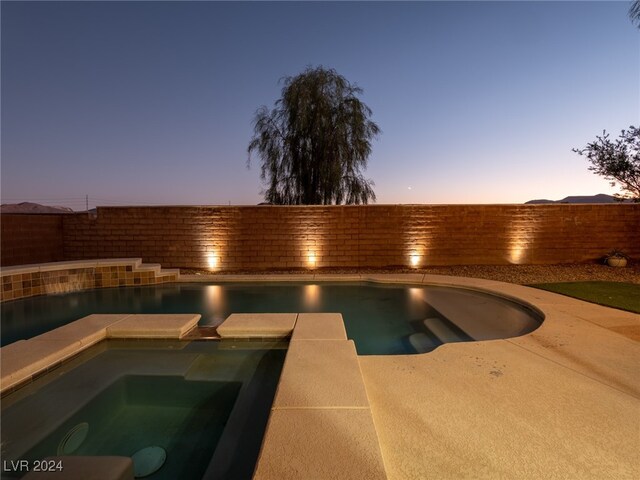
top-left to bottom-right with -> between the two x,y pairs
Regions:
2,1 -> 638,209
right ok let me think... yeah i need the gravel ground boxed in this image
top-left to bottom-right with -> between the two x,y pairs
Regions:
181,262 -> 640,285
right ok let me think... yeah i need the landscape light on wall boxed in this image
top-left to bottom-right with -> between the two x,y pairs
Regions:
508,220 -> 535,265
509,243 -> 525,264
207,252 -> 218,270
410,252 -> 420,268
307,251 -> 317,269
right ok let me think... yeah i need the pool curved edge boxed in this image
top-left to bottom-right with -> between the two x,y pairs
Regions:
179,272 -> 550,322
179,272 -> 640,354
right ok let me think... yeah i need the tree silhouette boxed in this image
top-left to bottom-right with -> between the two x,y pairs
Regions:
248,66 -> 380,205
573,126 -> 640,202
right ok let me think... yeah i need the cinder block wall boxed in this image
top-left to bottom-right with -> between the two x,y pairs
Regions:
1,214 -> 64,266
58,204 -> 640,270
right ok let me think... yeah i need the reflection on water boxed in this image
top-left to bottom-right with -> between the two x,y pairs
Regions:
407,287 -> 425,319
1,283 -> 543,354
303,284 -> 320,310
205,286 -> 227,325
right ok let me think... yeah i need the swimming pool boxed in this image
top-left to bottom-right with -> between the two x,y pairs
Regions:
0,282 -> 543,354
0,339 -> 286,479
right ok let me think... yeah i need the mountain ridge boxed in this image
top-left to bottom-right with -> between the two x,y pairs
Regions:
0,195 -> 628,213
0,202 -> 76,214
525,194 -> 622,204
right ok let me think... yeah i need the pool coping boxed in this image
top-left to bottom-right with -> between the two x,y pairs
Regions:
220,313 -> 388,479
0,314 -> 200,394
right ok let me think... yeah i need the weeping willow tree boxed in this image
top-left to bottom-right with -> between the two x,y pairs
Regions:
248,66 -> 380,205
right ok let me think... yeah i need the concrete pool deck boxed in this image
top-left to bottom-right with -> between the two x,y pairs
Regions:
359,313 -> 639,479
197,273 -> 640,479
1,273 -> 638,478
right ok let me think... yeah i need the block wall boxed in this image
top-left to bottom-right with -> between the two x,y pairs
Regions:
58,204 -> 640,270
1,214 -> 64,266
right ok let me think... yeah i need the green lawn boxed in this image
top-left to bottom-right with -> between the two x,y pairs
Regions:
531,281 -> 640,313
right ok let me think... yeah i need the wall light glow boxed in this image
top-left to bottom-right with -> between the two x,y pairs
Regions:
207,252 -> 218,270
509,242 -> 526,264
507,215 -> 536,265
308,251 -> 317,269
410,252 -> 420,268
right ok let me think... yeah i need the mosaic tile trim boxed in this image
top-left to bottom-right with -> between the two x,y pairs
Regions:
0,262 -> 178,302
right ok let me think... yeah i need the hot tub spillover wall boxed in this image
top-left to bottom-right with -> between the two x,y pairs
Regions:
2,204 -> 639,269
0,259 -> 179,302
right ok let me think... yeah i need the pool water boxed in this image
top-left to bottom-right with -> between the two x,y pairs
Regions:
24,376 -> 239,478
0,282 -> 543,354
0,340 -> 286,479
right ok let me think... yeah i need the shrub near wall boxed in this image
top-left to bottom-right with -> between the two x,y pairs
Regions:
1,214 -> 64,266
60,204 -> 640,270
